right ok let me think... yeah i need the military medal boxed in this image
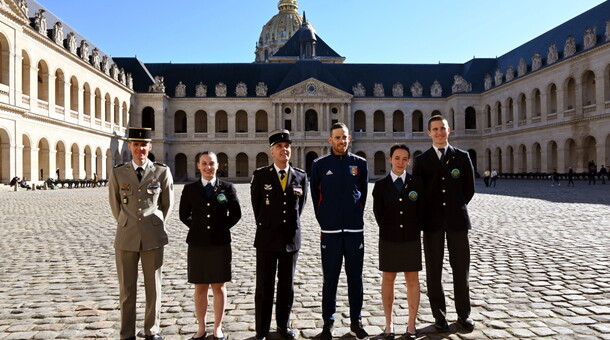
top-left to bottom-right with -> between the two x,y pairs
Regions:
451,169 -> 461,179
265,194 -> 270,205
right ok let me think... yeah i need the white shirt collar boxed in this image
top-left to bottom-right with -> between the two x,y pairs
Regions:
132,159 -> 150,171
273,163 -> 290,174
201,177 -> 217,187
433,143 -> 450,159
390,171 -> 406,182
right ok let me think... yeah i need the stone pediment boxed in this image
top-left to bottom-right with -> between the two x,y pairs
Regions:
271,78 -> 352,100
1,0 -> 30,24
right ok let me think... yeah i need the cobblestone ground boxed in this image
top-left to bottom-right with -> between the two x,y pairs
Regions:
0,179 -> 609,340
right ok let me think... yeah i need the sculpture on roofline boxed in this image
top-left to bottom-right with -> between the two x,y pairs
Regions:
392,82 -> 403,97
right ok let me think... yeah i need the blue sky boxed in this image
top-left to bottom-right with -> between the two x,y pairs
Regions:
36,0 -> 606,64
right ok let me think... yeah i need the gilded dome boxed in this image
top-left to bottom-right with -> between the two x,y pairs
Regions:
255,0 -> 315,62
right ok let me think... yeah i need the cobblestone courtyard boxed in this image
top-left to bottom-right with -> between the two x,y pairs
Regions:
0,179 -> 609,339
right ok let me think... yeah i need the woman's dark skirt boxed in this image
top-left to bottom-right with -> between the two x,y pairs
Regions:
379,238 -> 422,272
187,243 -> 232,284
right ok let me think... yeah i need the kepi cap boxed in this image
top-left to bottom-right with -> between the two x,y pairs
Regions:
128,127 -> 152,142
268,129 -> 291,147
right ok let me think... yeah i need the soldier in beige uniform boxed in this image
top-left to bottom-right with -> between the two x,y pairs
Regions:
109,127 -> 174,340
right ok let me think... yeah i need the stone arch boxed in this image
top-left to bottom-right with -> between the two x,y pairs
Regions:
495,101 -> 502,126
412,110 -> 423,132
485,148 -> 492,171
518,93 -> 527,121
69,76 -> 78,112
105,149 -> 112,179
507,146 -> 514,173
517,144 -> 527,172
564,139 -> 577,171
104,93 -> 111,122
71,143 -> 80,179
506,97 -> 514,123
373,110 -> 384,132
95,147 -> 103,179
532,142 -> 541,172
532,88 -> 541,117
581,70 -> 596,106
236,152 -> 248,177
83,83 -> 91,116
392,110 -> 404,132
354,110 -> 366,132
0,33 -> 9,85
256,110 -> 268,132
484,105 -> 491,128
94,88 -> 102,119
449,109 -> 455,129
305,151 -> 318,175
55,140 -> 66,179
174,110 -> 187,133
22,134 -> 32,180
256,152 -> 269,168
21,50 -> 31,96
37,59 -> 49,101
494,147 -> 503,173
547,140 -> 558,172
547,83 -> 558,114
113,97 -> 120,124
175,153 -> 187,181
564,77 -> 576,110
84,145 -> 92,179
54,68 -> 65,107
195,110 -> 208,133
122,102 -> 128,127
465,106 -> 476,129
236,110 -> 248,133
582,136 -> 597,168
142,106 -> 155,130
216,110 -> 228,133
38,137 -> 50,180
0,128 -> 10,183
305,109 -> 318,131
374,151 -> 386,176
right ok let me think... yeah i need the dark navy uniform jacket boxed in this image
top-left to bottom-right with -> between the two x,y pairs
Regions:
179,178 -> 241,246
412,145 -> 475,231
250,165 -> 308,252
372,172 -> 424,242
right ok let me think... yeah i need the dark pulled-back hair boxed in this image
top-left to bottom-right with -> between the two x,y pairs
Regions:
389,144 -> 410,158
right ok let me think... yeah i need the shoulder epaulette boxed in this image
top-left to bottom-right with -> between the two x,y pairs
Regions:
114,163 -> 126,168
154,162 -> 167,167
293,167 -> 306,173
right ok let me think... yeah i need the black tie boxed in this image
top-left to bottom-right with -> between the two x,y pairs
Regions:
279,169 -> 286,180
438,148 -> 445,165
136,167 -> 143,182
394,177 -> 404,193
204,183 -> 213,197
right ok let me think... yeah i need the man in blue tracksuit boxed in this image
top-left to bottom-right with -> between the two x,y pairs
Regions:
310,123 -> 369,340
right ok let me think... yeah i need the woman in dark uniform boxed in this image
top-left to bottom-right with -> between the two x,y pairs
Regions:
372,144 -> 424,339
179,151 -> 241,340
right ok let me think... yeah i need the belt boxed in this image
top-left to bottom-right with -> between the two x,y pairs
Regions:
321,229 -> 364,233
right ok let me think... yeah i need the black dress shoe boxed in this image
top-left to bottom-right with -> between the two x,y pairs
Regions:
191,332 -> 207,340
457,317 -> 475,330
145,335 -> 163,340
380,332 -> 394,340
213,336 -> 224,340
255,335 -> 267,340
434,318 -> 449,331
277,327 -> 297,340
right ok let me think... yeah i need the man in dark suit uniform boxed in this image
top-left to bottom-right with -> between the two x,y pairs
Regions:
250,130 -> 308,340
109,127 -> 174,340
412,115 -> 475,332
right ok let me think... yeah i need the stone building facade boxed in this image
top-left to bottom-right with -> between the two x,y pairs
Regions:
0,0 -> 609,184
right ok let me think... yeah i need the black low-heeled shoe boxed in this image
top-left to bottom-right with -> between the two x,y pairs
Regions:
380,332 -> 395,340
405,331 -> 417,339
191,332 -> 207,340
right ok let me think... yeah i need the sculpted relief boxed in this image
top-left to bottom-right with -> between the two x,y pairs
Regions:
352,82 -> 365,97
149,76 -> 165,93
484,74 -> 492,91
392,82 -> 403,97
518,58 -> 527,77
564,35 -> 576,57
126,73 -> 133,89
53,22 -> 63,45
235,82 -> 247,97
256,82 -> 268,97
505,65 -> 515,82
34,9 -> 47,36
66,32 -> 77,55
430,80 -> 442,97
583,27 -> 597,49
451,75 -> 471,94
410,81 -> 423,97
373,83 -> 384,97
196,82 -> 207,97
215,82 -> 227,97
547,44 -> 558,64
79,40 -> 89,62
102,56 -> 110,75
175,81 -> 186,97
531,53 -> 542,71
91,48 -> 101,70
494,69 -> 503,86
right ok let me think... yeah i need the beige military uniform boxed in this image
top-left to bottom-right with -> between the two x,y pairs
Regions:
109,159 -> 174,339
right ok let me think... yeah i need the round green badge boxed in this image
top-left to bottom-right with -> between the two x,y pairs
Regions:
217,193 -> 227,203
408,191 -> 418,201
451,169 -> 461,179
